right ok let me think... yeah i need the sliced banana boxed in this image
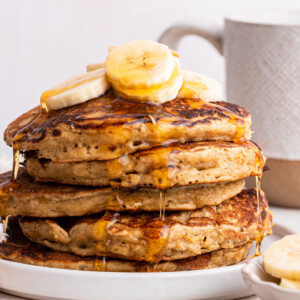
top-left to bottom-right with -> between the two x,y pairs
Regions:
177,70 -> 222,101
114,58 -> 183,105
86,62 -> 105,72
41,68 -> 111,111
105,40 -> 175,89
171,49 -> 179,58
263,234 -> 300,281
280,278 -> 300,290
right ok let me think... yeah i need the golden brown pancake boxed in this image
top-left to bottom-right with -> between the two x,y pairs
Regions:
0,169 -> 245,217
25,141 -> 264,189
0,217 -> 252,272
19,189 -> 273,262
4,91 -> 251,162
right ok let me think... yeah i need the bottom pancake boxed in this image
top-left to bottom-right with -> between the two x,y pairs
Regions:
19,189 -> 273,262
0,218 -> 252,272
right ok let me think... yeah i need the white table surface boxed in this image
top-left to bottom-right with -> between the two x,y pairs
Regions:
1,205 -> 299,300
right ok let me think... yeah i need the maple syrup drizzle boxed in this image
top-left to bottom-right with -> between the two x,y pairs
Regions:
159,190 -> 166,221
143,219 -> 170,265
253,175 -> 264,257
0,148 -> 22,235
1,107 -> 45,232
239,140 -> 264,258
147,263 -> 157,272
112,187 -> 126,210
92,212 -> 120,271
94,256 -> 107,272
12,149 -> 20,181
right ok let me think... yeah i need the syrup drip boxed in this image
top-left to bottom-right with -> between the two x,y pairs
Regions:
148,114 -> 156,125
12,149 -> 20,181
229,118 -> 246,143
0,149 -> 22,219
92,212 -> 120,271
147,263 -> 157,272
94,256 -> 107,272
3,216 -> 9,233
241,140 -> 264,258
159,190 -> 166,221
253,175 -> 264,257
2,109 -> 44,231
12,107 -> 44,153
148,150 -> 171,269
112,187 -> 126,210
143,219 -> 170,264
0,181 -> 11,218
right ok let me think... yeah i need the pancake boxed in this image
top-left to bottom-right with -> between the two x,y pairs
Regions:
4,91 -> 251,162
0,217 -> 252,272
19,189 -> 273,262
0,169 -> 245,217
25,141 -> 264,189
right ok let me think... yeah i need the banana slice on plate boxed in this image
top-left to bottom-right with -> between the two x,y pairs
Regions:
41,68 -> 111,112
105,40 -> 183,104
177,70 -> 222,101
263,234 -> 300,281
280,278 -> 300,290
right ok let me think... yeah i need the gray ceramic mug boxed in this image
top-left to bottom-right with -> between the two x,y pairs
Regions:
159,11 -> 300,207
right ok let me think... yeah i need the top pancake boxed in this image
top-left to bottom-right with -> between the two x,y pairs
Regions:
4,91 -> 251,162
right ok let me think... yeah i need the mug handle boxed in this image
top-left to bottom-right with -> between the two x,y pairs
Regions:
158,22 -> 223,55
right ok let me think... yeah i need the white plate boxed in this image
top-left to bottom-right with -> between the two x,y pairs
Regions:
0,223 -> 294,300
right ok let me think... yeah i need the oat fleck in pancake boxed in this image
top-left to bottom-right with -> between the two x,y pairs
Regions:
4,92 -> 251,162
0,217 -> 252,272
19,189 -> 273,262
25,141 -> 264,189
0,169 -> 245,217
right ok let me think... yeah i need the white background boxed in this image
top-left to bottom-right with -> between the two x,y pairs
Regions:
1,0 -> 300,167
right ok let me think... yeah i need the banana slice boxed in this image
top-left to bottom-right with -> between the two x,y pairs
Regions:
105,40 -> 175,89
280,278 -> 300,290
114,58 -> 183,105
86,62 -> 105,72
171,49 -> 179,58
263,234 -> 300,281
41,68 -> 111,111
177,70 -> 222,101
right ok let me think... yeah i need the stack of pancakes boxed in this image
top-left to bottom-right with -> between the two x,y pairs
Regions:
0,92 -> 273,272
